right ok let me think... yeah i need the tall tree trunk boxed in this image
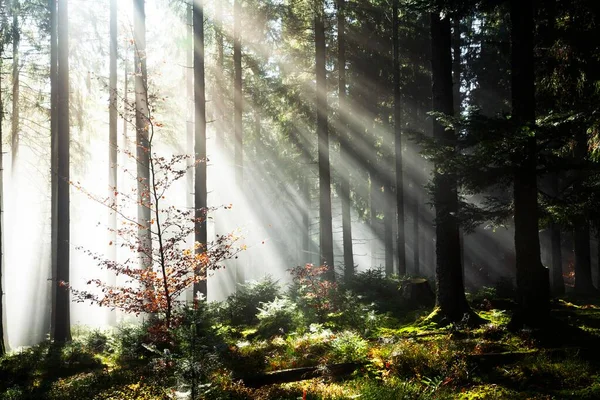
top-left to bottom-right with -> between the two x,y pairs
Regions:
52,0 -> 71,343
412,178 -> 420,275
315,1 -> 334,278
452,17 -> 465,274
10,0 -> 19,171
0,3 -> 7,353
215,0 -> 225,150
337,0 -> 354,281
393,0 -> 406,276
122,41 -> 128,147
107,0 -> 118,326
233,0 -> 244,285
186,1 -> 193,224
430,11 -> 476,323
133,0 -> 152,276
234,0 -> 243,186
573,132 -> 596,294
510,0 -> 549,325
49,0 -> 58,339
193,0 -> 208,299
574,224 -> 595,293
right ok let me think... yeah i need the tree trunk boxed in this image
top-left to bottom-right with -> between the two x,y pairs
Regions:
549,175 -> 564,295
574,224 -> 596,293
412,181 -> 420,275
0,1 -> 7,352
337,0 -> 354,281
215,0 -> 225,150
186,1 -> 193,220
107,0 -> 118,326
193,0 -> 208,299
10,0 -> 19,172
49,0 -> 58,339
510,0 -> 549,326
234,0 -> 243,186
452,17 -> 465,275
52,0 -> 71,343
133,0 -> 152,276
393,0 -> 406,276
430,11 -> 476,323
315,1 -> 334,278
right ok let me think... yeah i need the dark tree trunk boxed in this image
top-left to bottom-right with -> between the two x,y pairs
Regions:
10,0 -> 19,172
134,0 -> 152,278
452,17 -> 465,275
0,0 -> 6,353
572,133 -> 596,294
384,183 -> 394,276
193,0 -> 208,299
412,179 -> 420,275
186,2 -> 193,220
49,0 -> 58,339
315,1 -> 334,277
107,0 -> 118,326
215,0 -> 225,150
393,0 -> 406,275
234,0 -> 243,186
430,11 -> 476,323
52,0 -> 71,343
510,0 -> 549,325
337,0 -> 354,281
574,224 -> 595,294
547,173 -> 564,295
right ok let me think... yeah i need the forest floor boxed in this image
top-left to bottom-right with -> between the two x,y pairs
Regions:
2,292 -> 600,399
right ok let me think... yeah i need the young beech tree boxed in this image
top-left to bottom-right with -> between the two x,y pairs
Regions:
70,141 -> 242,330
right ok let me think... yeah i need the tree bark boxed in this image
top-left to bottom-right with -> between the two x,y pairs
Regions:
0,0 -> 7,353
133,0 -> 152,276
107,0 -> 118,326
215,0 -> 225,150
430,11 -> 476,323
49,0 -> 58,339
10,0 -> 19,172
315,1 -> 334,278
234,0 -> 243,186
574,224 -> 595,293
510,0 -> 549,326
393,0 -> 406,276
337,0 -> 354,281
52,0 -> 71,343
193,0 -> 208,299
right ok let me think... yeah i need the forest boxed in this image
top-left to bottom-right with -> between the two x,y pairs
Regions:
1,0 -> 600,398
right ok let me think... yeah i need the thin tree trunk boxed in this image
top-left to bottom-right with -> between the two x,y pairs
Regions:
573,132 -> 596,294
430,11 -> 476,323
133,0 -> 152,276
49,0 -> 58,339
10,0 -> 19,171
315,1 -> 334,277
107,0 -> 118,326
193,0 -> 208,299
215,0 -> 225,150
413,178 -> 420,276
233,0 -> 244,285
234,0 -> 243,186
186,1 -> 193,220
122,42 -> 128,146
393,0 -> 406,276
52,0 -> 71,343
0,1 -> 7,352
337,0 -> 354,281
510,0 -> 549,325
574,223 -> 595,293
